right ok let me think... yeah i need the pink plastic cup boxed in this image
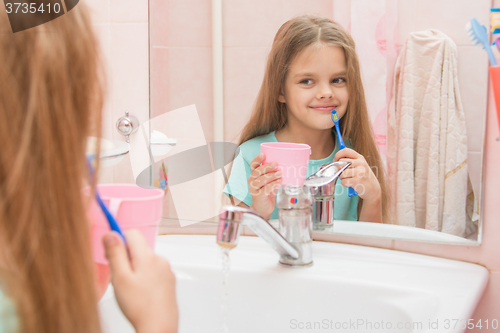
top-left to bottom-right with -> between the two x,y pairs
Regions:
260,142 -> 311,186
86,184 -> 165,264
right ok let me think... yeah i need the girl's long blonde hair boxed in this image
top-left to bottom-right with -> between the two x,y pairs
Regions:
239,15 -> 390,222
0,2 -> 104,332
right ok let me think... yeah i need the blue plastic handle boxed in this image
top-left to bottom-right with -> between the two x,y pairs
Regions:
86,155 -> 127,243
331,111 -> 358,197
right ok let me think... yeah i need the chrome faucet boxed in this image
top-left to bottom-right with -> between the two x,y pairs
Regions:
217,161 -> 350,266
217,184 -> 313,266
304,161 -> 351,230
217,206 -> 300,262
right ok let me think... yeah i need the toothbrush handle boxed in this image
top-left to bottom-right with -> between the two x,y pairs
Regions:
336,131 -> 357,197
335,127 -> 346,150
96,192 -> 127,243
332,114 -> 358,197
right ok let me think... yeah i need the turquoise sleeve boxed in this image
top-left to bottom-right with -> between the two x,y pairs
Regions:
0,287 -> 19,333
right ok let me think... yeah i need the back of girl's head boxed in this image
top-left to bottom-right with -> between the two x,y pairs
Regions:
0,2 -> 103,332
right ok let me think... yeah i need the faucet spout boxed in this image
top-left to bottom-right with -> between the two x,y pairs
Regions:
217,206 -> 299,260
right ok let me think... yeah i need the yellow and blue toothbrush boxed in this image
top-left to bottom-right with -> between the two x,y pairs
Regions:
331,110 -> 358,197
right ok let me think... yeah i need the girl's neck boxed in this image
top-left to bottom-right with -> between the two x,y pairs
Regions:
275,126 -> 335,160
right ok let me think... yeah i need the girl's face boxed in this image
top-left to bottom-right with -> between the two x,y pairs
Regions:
279,43 -> 349,132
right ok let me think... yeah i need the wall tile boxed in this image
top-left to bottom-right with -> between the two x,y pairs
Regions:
167,0 -> 212,47
109,23 -> 149,184
150,0 -> 169,47
163,191 -> 178,222
413,0 -> 490,46
469,271 -> 500,330
223,0 -> 283,48
113,154 -> 137,183
223,46 -> 269,142
396,0 -> 417,45
167,47 -> 213,142
151,47 -> 169,118
282,0 -> 333,22
458,46 -> 489,153
397,0 -> 490,46
479,218 -> 500,272
91,24 -> 114,141
332,0 -> 351,30
84,0 -> 110,24
110,0 -> 148,23
110,23 -> 150,138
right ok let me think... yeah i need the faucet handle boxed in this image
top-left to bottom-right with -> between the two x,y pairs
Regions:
304,161 -> 351,188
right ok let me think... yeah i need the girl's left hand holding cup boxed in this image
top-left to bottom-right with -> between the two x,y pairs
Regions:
333,148 -> 381,203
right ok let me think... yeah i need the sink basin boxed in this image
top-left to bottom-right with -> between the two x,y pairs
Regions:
99,235 -> 488,333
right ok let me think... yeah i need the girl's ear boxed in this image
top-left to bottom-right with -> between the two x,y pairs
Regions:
278,91 -> 286,103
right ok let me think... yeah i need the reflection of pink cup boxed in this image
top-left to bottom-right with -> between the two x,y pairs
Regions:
260,142 -> 311,186
86,184 -> 165,264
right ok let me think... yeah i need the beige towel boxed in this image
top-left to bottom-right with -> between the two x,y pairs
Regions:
387,30 -> 478,237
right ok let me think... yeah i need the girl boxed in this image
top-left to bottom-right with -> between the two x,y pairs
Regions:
0,2 -> 177,333
225,15 -> 389,223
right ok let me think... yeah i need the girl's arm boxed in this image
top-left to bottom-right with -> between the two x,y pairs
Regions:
333,148 -> 383,223
358,192 -> 383,223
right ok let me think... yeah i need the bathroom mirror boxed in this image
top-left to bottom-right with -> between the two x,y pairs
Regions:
148,0 -> 490,244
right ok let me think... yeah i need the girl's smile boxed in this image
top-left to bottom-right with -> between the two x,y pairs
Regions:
309,104 -> 338,112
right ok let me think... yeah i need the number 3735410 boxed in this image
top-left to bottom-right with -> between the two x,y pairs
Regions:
5,2 -> 61,14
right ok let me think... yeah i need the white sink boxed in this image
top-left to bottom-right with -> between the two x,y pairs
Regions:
99,235 -> 488,333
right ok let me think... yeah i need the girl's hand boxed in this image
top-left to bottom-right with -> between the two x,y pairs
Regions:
333,148 -> 381,202
103,230 -> 178,333
248,153 -> 282,219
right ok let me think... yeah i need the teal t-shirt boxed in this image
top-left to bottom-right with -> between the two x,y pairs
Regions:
0,287 -> 18,333
223,131 -> 359,220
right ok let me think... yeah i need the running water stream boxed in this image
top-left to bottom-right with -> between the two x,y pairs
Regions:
219,244 -> 233,333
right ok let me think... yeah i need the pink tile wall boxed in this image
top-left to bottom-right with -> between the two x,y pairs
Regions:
223,47 -> 269,142
150,0 -> 213,220
85,0 -> 149,184
150,0 -> 213,141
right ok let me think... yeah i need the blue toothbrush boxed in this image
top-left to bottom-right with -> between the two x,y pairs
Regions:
331,110 -> 358,197
466,17 -> 497,66
86,156 -> 127,243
